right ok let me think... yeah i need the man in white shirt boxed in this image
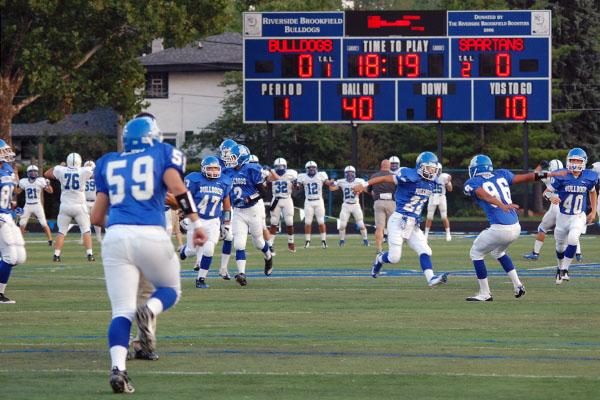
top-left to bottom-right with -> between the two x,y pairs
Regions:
328,166 -> 369,246
16,165 -> 54,245
268,157 -> 298,252
296,161 -> 332,248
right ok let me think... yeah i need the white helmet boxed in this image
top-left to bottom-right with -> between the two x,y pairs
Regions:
66,153 -> 82,168
389,156 -> 400,171
27,165 -> 39,180
344,165 -> 356,181
249,154 -> 259,163
273,157 -> 287,169
305,160 -> 317,176
84,160 -> 96,170
548,159 -> 564,172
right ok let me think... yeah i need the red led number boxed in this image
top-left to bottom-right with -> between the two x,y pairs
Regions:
342,96 -> 374,121
283,97 -> 290,120
496,53 -> 511,77
461,61 -> 471,77
298,54 -> 313,78
397,54 -> 420,77
435,97 -> 443,120
504,96 -> 527,120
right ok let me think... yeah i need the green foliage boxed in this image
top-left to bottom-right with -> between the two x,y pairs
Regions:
41,132 -> 117,165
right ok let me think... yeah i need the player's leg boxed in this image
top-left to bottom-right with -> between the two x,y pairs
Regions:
439,195 -> 451,241
304,202 -> 315,247
179,219 -> 198,261
371,213 -> 404,277
282,198 -> 295,252
195,219 -> 220,288
424,201 -> 435,239
338,204 -> 349,246
0,217 -> 27,303
54,210 -> 72,261
407,227 -> 448,287
354,205 -> 369,246
373,201 -> 386,253
232,210 -> 249,285
315,200 -> 327,248
247,206 -> 273,276
553,216 -> 569,285
18,205 -> 32,235
575,222 -> 586,262
34,204 -> 53,244
467,228 -> 501,301
74,205 -> 95,261
269,203 -> 281,244
559,214 -> 586,281
219,216 -> 233,279
490,226 -> 525,297
131,275 -> 158,361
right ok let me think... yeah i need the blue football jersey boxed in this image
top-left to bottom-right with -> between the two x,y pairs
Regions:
549,169 -> 598,215
231,163 -> 265,209
185,172 -> 232,220
393,167 -> 435,220
95,143 -> 186,227
0,164 -> 15,214
464,169 -> 517,225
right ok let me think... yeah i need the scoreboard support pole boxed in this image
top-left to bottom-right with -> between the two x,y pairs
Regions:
266,122 -> 274,164
351,123 -> 358,167
437,123 -> 443,162
522,122 -> 529,217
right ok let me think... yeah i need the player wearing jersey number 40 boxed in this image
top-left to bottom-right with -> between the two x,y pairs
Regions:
463,155 -> 568,302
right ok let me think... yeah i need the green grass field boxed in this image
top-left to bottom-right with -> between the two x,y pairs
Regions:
2,232 -> 600,399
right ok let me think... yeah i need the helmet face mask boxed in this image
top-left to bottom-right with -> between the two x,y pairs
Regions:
27,165 -> 39,180
202,156 -> 222,179
468,154 -> 493,178
389,156 -> 400,171
219,139 -> 237,167
415,152 -> 439,181
0,139 -> 16,162
274,157 -> 287,175
344,166 -> 356,181
305,161 -> 317,176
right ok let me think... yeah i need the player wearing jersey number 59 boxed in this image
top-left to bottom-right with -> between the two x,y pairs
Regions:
546,148 -> 597,284
463,155 -> 567,301
363,152 -> 448,288
16,165 -> 54,245
91,117 -> 207,394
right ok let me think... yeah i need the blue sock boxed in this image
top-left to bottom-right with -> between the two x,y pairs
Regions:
381,252 -> 391,264
108,316 -> 131,348
473,259 -> 487,279
261,242 -> 270,254
564,244 -> 577,259
222,239 -> 232,255
556,250 -> 564,260
419,254 -> 433,272
151,287 -> 178,311
497,254 -> 515,273
0,260 -> 14,285
236,249 -> 246,261
200,256 -> 212,271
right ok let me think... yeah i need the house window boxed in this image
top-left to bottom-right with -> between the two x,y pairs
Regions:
145,72 -> 168,98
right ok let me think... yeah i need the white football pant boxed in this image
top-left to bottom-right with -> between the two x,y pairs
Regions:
57,203 -> 91,235
304,199 -> 325,225
386,212 -> 431,263
270,197 -> 294,226
470,223 -> 521,260
426,194 -> 448,220
19,203 -> 48,228
0,214 -> 27,265
339,203 -> 365,230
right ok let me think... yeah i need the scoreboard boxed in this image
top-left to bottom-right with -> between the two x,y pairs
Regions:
243,10 -> 551,123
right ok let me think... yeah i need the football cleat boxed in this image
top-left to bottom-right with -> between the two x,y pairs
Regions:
53,255 -> 61,262
321,240 -> 328,249
110,367 -> 135,394
87,254 -> 96,262
264,256 -> 273,276
428,272 -> 449,287
134,348 -> 159,361
363,239 -> 369,247
178,245 -> 187,260
555,268 -> 563,285
514,285 -> 526,298
0,293 -> 16,304
371,257 -> 383,278
48,240 -> 53,246
304,240 -> 310,248
445,234 -> 452,242
219,271 -> 232,280
288,242 -> 296,253
235,273 -> 247,286
466,293 -> 493,302
195,278 -> 209,289
576,253 -> 583,262
562,270 -> 570,281
339,240 -> 345,247
135,305 -> 156,353
269,246 -> 276,257
523,252 -> 539,260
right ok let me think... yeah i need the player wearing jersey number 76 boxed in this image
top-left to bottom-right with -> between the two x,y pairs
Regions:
463,155 -> 567,302
91,117 -> 207,394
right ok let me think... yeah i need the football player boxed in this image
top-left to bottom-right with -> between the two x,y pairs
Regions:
297,161 -> 331,248
16,165 -> 53,245
328,166 -> 369,246
424,163 -> 453,242
91,117 -> 207,393
83,161 -> 103,243
389,156 -> 400,173
44,153 -> 95,262
268,157 -> 298,252
183,156 -> 232,288
463,155 -> 566,301
546,148 -> 597,284
229,144 -> 277,285
0,140 -> 26,304
365,152 -> 448,287
523,159 -> 584,260
248,154 -> 274,254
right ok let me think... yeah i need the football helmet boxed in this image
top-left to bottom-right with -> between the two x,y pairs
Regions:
67,152 -> 82,168
27,165 -> 39,180
566,147 -> 587,172
548,159 -> 563,172
135,112 -> 163,144
0,139 -> 16,162
344,165 -> 356,181
249,154 -> 259,163
468,154 -> 493,178
274,157 -> 287,175
201,156 -> 221,179
389,156 -> 400,171
219,139 -> 237,167
415,151 -> 439,181
229,144 -> 250,167
123,118 -> 156,152
305,161 -> 317,176
84,160 -> 96,170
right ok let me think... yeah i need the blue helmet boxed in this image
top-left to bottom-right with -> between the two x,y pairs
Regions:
134,113 -> 163,144
566,147 -> 587,172
201,156 -> 221,179
415,151 -> 440,180
469,154 -> 494,178
123,118 -> 157,152
229,144 -> 250,167
219,139 -> 237,167
0,139 -> 16,162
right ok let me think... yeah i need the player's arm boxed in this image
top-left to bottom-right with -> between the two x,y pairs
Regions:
165,192 -> 178,209
474,187 -> 519,212
587,188 -> 597,224
44,179 -> 54,194
512,167 -> 568,185
44,167 -> 55,180
328,180 -> 339,191
265,168 -> 280,182
445,175 -> 453,192
14,181 -> 22,194
90,193 -> 109,227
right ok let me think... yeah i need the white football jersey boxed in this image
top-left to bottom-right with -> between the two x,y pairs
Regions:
18,177 -> 48,204
271,169 -> 298,199
432,173 -> 451,196
297,171 -> 328,200
334,178 -> 367,204
85,177 -> 97,202
53,165 -> 93,205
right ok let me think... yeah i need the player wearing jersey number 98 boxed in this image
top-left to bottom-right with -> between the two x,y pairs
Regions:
90,117 -> 207,394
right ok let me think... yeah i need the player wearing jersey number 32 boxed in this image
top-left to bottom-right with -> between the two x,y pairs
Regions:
90,117 -> 207,394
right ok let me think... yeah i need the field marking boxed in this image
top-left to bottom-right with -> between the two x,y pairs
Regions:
0,368 -> 599,381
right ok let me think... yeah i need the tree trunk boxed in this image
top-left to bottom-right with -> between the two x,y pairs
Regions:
0,75 -> 16,144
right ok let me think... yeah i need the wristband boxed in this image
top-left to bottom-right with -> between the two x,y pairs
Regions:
222,210 -> 231,222
175,191 -> 198,214
534,171 -> 548,181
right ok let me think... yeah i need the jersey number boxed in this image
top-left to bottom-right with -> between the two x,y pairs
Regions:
233,186 -> 243,201
0,185 -> 13,209
482,177 -> 512,207
562,194 -> 584,214
85,180 -> 96,192
106,156 -> 154,205
343,187 -> 355,200
64,173 -> 80,190
198,195 -> 220,217
307,182 -> 319,196
26,187 -> 38,200
402,195 -> 425,214
274,181 -> 288,194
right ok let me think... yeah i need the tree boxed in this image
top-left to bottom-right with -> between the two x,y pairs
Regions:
1,0 -> 230,143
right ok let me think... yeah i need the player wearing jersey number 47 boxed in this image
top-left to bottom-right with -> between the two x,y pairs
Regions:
91,117 -> 207,393
546,148 -> 597,285
463,155 -> 567,301
359,152 -> 448,288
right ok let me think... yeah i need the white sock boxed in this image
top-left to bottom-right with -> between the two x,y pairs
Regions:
320,232 -> 326,241
478,278 -> 491,295
424,227 -> 430,236
237,259 -> 246,274
423,269 -> 434,282
576,242 -> 581,254
534,240 -> 543,254
305,234 -> 311,242
0,283 -> 6,293
339,229 -> 346,241
287,234 -> 294,244
507,270 -> 522,288
562,257 -> 573,271
220,254 -> 230,271
54,249 -> 61,257
268,236 -> 275,246
197,267 -> 208,279
86,248 -> 93,256
110,345 -> 129,371
445,227 -> 451,235
146,297 -> 164,316
360,229 -> 368,240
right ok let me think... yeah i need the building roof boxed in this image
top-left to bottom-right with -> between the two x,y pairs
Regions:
11,107 -> 119,137
140,32 -> 242,73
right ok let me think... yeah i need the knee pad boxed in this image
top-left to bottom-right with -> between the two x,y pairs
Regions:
567,231 -> 581,246
339,223 -> 347,231
387,246 -> 402,264
469,246 -> 483,261
1,248 -> 19,265
426,211 -> 434,220
203,241 -> 216,257
490,249 -> 506,259
233,236 -> 246,251
316,217 -> 325,225
440,211 -> 447,219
